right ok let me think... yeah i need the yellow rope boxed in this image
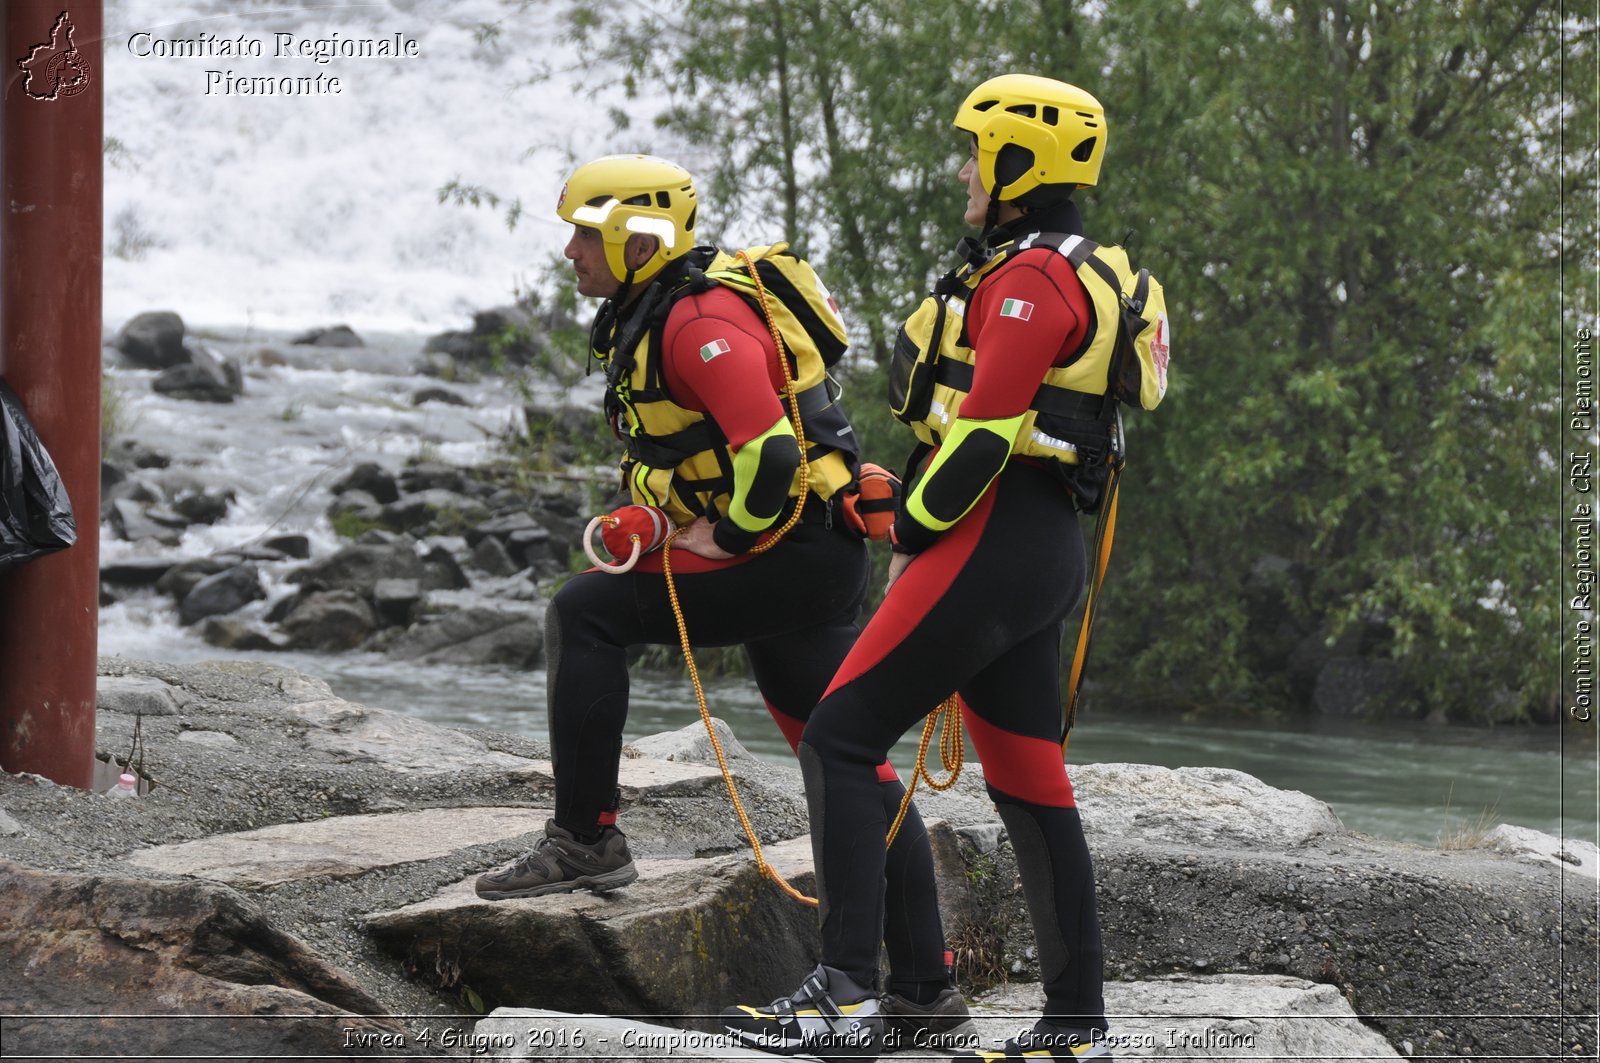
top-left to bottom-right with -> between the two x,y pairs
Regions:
886,694 -> 965,846
662,527 -> 817,905
658,248 -> 818,905
657,248 -> 965,903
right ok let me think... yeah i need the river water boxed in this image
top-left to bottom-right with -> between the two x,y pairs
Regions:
93,2 -> 1596,852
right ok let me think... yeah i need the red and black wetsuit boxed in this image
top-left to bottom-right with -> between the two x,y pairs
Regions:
800,205 -> 1109,1038
547,264 -> 951,1000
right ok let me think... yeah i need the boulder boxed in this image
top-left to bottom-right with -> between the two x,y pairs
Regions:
151,344 -> 243,403
331,462 -> 400,505
97,674 -> 191,717
413,386 -> 471,406
471,973 -> 1404,1060
157,556 -> 233,600
366,837 -> 821,1018
0,861 -> 409,1059
199,616 -> 287,652
98,557 -> 175,588
170,489 -> 233,526
262,533 -> 311,560
383,608 -> 542,668
423,304 -> 544,368
287,542 -> 422,593
471,534 -> 520,576
103,437 -> 172,470
291,324 -> 364,348
105,497 -> 181,545
112,310 -> 188,369
378,488 -> 488,535
420,544 -> 470,591
280,590 -> 379,651
372,578 -> 424,629
178,564 -> 265,626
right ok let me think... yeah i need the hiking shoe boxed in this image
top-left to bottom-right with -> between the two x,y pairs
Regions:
721,964 -> 885,1061
474,819 -> 638,900
954,1020 -> 1112,1061
880,987 -> 979,1052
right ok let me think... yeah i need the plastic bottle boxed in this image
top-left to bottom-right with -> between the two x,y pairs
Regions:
107,773 -> 139,799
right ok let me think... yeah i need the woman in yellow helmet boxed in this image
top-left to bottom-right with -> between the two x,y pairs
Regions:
476,154 -> 974,1049
723,77 -> 1116,1061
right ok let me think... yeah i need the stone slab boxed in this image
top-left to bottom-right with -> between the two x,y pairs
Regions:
127,806 -> 547,887
974,976 -> 1400,1059
470,973 -> 1400,1061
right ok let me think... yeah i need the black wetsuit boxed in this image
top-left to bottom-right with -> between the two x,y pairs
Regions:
799,204 -> 1109,1038
545,279 -> 952,1000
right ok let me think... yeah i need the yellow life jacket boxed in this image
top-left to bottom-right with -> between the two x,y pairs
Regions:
889,232 -> 1168,485
597,245 -> 858,527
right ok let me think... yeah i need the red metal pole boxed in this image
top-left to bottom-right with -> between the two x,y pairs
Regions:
0,2 -> 103,788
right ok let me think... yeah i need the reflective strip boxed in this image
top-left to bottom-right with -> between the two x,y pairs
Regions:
1030,428 -> 1081,455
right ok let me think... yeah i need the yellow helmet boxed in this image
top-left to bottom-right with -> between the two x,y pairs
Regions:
954,74 -> 1106,204
555,154 -> 699,284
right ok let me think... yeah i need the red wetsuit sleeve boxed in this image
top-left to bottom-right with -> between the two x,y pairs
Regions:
961,250 -> 1090,418
891,249 -> 1091,554
659,286 -> 787,448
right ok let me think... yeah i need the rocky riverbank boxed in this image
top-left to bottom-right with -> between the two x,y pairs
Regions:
0,657 -> 1593,1061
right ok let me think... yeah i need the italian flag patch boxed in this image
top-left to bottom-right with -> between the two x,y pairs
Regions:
699,338 -> 732,362
999,298 -> 1034,321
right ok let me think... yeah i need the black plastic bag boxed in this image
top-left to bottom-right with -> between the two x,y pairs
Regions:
0,378 -> 76,573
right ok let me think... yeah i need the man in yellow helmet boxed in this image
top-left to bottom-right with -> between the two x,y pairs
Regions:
476,154 -> 974,1048
723,75 -> 1120,1061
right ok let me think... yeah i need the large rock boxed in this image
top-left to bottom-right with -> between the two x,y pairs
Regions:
287,542 -> 423,593
291,324 -> 364,348
178,563 -> 265,626
0,861 -> 409,1059
1071,763 -> 1343,847
280,590 -> 379,651
113,310 -> 188,368
470,973 -> 1403,1060
383,607 -> 542,668
97,674 -> 191,717
331,462 -> 400,505
366,837 -> 821,1019
151,344 -> 243,403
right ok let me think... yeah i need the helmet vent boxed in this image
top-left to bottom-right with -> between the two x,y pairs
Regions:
1006,103 -> 1037,118
1071,136 -> 1098,163
972,99 -> 998,113
1042,106 -> 1060,126
685,206 -> 697,232
622,193 -> 651,207
655,191 -> 672,208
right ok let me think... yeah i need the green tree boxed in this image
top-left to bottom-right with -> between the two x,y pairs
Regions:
1087,0 -> 1586,721
549,0 -> 1587,722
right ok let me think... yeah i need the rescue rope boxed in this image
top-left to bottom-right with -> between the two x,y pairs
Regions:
660,249 -> 818,905
885,692 -> 964,846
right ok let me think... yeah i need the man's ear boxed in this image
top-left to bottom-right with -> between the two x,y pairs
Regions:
624,234 -> 660,270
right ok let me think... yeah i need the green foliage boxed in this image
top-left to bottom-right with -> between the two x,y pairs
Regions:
330,509 -> 388,540
530,0 -> 1588,723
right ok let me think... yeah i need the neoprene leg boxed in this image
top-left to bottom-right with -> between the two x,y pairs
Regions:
991,796 -> 1106,1032
748,632 -> 948,994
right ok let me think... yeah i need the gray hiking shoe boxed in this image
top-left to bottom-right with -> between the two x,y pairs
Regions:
474,819 -> 639,900
880,987 -> 979,1052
